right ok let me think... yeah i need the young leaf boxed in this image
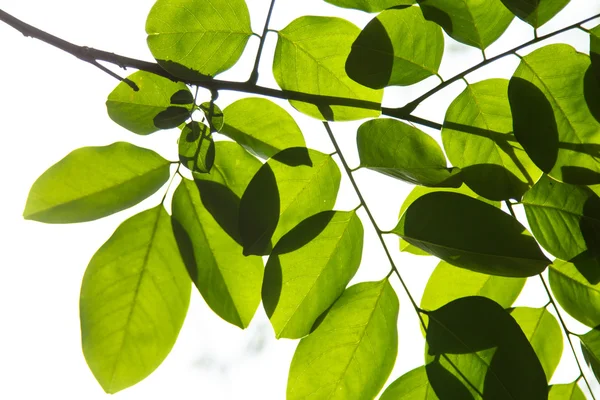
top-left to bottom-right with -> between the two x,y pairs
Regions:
522,174 -> 600,261
80,206 -> 191,394
580,328 -> 600,384
324,0 -> 415,13
398,185 -> 499,255
146,0 -> 253,79
417,0 -> 514,49
239,147 -> 341,256
509,307 -> 563,381
178,122 -> 215,173
425,296 -> 548,400
346,6 -> 444,89
549,259 -> 600,328
273,16 -> 383,121
287,280 -> 399,400
392,192 -> 550,277
548,381 -> 586,400
442,78 -> 541,200
221,97 -> 306,159
172,142 -> 264,329
262,210 -> 363,339
23,142 -> 171,223
199,102 -> 224,132
500,0 -> 571,28
509,44 -> 600,185
358,118 -> 461,187
106,71 -> 193,135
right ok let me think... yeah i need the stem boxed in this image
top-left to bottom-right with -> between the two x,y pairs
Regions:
161,163 -> 181,205
248,0 -> 277,84
504,200 -> 516,218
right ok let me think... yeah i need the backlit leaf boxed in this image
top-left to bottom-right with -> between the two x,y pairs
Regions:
581,328 -> 600,385
347,6 -> 444,89
392,192 -> 549,277
263,210 -> 363,339
358,118 -> 461,187
146,0 -> 253,79
24,142 -> 170,223
500,0 -> 570,28
199,102 -> 224,132
548,381 -> 586,400
379,366 -> 439,400
80,206 -> 191,393
287,280 -> 398,400
273,16 -> 383,121
221,98 -> 306,159
178,122 -> 215,173
324,0 -> 415,13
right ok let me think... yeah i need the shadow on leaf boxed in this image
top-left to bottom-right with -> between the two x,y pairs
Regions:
195,179 -> 243,246
171,216 -> 198,283
461,163 -> 530,201
154,106 -> 190,129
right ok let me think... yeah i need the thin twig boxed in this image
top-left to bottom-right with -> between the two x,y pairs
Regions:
248,0 -> 277,84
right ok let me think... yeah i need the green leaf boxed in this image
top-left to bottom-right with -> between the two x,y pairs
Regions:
591,25 -> 600,82
398,185 -> 499,255
346,6 -> 444,89
421,261 -> 525,316
425,296 -> 548,400
178,122 -> 215,173
239,147 -> 341,255
172,142 -> 264,328
221,98 -> 306,159
509,307 -> 563,381
23,142 -> 171,223
358,118 -> 461,187
263,210 -> 363,339
392,191 -> 549,277
442,78 -> 541,200
379,366 -> 439,400
324,0 -> 415,13
580,328 -> 600,385
146,0 -> 253,79
522,174 -> 600,261
509,44 -> 600,185
550,258 -> 600,328
273,16 -> 383,121
417,0 -> 514,49
106,71 -> 192,135
80,206 -> 191,393
548,382 -> 586,400
199,102 -> 224,132
499,0 -> 570,28
287,280 -> 399,400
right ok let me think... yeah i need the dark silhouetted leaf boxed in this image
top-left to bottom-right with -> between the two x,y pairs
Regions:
500,0 -> 570,28
178,122 -> 215,173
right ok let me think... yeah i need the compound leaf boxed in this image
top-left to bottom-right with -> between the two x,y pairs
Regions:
500,0 -> 570,28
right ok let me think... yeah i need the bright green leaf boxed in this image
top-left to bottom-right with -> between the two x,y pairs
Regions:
80,206 -> 191,393
509,44 -> 600,185
500,0 -> 571,28
287,280 -> 399,400
146,0 -> 253,79
548,381 -> 586,400
239,147 -> 341,255
273,16 -> 383,121
522,174 -> 600,261
263,210 -> 363,339
358,118 -> 461,187
324,0 -> 415,13
509,307 -> 563,381
580,328 -> 600,385
549,259 -> 600,328
221,98 -> 306,159
379,366 -> 439,400
347,6 -> 444,89
106,71 -> 192,135
178,122 -> 215,173
199,102 -> 224,132
172,142 -> 263,328
442,78 -> 541,200
23,142 -> 171,223
392,192 -> 549,277
417,0 -> 514,49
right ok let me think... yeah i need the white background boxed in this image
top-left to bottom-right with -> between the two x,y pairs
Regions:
0,0 -> 599,398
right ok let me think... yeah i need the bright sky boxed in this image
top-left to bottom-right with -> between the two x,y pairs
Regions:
0,0 -> 599,399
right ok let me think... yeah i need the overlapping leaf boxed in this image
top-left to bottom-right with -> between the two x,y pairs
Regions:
221,98 -> 306,159
287,280 -> 398,400
23,142 -> 170,223
239,147 -> 341,255
580,328 -> 600,385
273,16 -> 383,121
172,142 -> 263,328
106,71 -> 193,135
80,206 -> 191,393
417,0 -> 514,49
522,174 -> 600,260
509,44 -> 600,185
392,192 -> 549,277
178,122 -> 215,173
324,0 -> 415,13
548,381 -> 586,400
500,0 -> 570,28
442,79 -> 541,200
358,118 -> 461,187
199,102 -> 224,131
146,0 -> 253,79
347,6 -> 444,89
379,366 -> 439,400
263,210 -> 363,339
